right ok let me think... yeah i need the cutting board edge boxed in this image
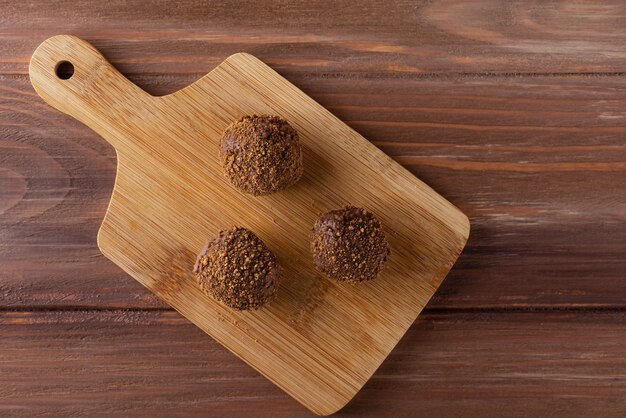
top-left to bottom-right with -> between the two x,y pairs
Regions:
154,52 -> 255,101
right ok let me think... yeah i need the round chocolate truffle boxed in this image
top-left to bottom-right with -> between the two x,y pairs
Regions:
193,227 -> 281,310
220,115 -> 303,196
311,206 -> 390,283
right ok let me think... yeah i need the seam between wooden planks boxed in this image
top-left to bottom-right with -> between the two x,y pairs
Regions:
3,306 -> 626,313
5,71 -> 626,79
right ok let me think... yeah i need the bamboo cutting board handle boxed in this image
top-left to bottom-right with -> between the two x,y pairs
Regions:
29,35 -> 149,151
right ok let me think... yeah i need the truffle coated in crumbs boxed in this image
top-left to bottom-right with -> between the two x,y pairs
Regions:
220,115 -> 303,196
193,227 -> 281,310
311,206 -> 390,283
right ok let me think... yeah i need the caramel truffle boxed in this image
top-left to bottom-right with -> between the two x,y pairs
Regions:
220,115 -> 303,196
311,206 -> 390,283
193,227 -> 280,310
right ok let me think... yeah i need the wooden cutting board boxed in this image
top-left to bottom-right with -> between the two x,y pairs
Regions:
30,35 -> 470,415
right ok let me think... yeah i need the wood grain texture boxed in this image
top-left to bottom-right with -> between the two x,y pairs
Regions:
2,0 -> 626,76
2,0 -> 626,415
2,74 -> 624,309
28,35 -> 469,415
2,310 -> 626,417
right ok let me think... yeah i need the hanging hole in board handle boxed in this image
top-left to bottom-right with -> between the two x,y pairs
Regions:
30,35 -> 150,148
55,60 -> 74,80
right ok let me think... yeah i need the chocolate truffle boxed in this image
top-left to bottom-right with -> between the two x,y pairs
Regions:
193,227 -> 281,310
311,206 -> 390,283
220,115 -> 303,196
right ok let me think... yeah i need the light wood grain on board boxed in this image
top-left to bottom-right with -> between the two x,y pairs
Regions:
29,35 -> 469,414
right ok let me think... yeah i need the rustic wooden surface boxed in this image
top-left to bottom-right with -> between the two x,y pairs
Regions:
1,0 -> 625,416
30,35 -> 469,415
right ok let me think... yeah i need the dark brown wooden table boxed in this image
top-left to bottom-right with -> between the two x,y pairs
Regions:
1,1 -> 625,416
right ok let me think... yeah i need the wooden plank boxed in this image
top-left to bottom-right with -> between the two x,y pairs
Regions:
2,1 -> 626,76
1,310 -> 626,417
2,73 -> 625,309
